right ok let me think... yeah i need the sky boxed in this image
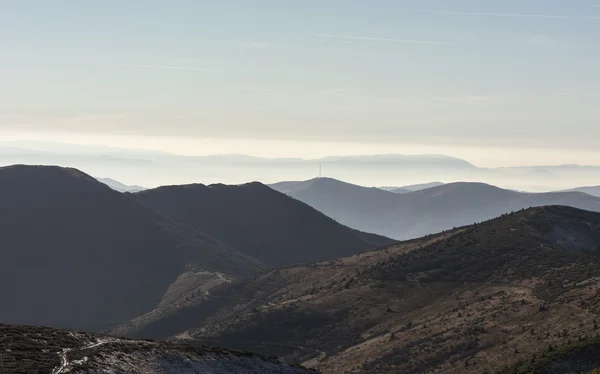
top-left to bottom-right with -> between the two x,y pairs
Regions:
1,0 -> 600,167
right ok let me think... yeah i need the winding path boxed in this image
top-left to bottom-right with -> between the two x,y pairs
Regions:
52,338 -> 120,374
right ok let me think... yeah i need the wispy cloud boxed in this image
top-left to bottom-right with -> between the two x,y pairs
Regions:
68,114 -> 124,122
521,33 -> 596,50
317,88 -> 358,97
427,94 -> 491,106
122,64 -> 222,72
242,42 -> 271,49
236,86 -> 289,94
428,11 -> 600,21
316,34 -> 450,45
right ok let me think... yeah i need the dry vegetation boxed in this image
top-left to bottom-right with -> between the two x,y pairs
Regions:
0,324 -> 314,374
150,206 -> 600,373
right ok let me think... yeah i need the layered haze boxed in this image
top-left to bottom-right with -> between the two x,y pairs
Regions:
2,141 -> 600,192
2,0 -> 600,179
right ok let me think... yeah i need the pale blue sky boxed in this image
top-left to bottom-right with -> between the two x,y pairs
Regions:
1,0 -> 599,165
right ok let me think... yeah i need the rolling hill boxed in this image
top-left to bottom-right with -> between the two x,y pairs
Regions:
97,177 -> 146,192
0,165 -> 263,331
270,178 -> 600,240
133,182 -> 394,267
558,185 -> 600,197
399,181 -> 445,192
0,324 -> 313,373
126,206 -> 600,373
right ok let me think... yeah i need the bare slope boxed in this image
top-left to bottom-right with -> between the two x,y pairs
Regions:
270,178 -> 600,239
134,182 -> 394,267
0,324 -> 314,374
0,165 -> 262,331
154,206 -> 600,374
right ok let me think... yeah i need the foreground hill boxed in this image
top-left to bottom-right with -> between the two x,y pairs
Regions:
0,165 -> 262,331
134,182 -> 393,267
500,337 -> 600,374
126,206 -> 600,373
0,324 -> 313,374
270,178 -> 600,239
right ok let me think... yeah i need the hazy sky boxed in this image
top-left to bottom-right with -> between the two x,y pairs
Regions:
1,0 -> 599,166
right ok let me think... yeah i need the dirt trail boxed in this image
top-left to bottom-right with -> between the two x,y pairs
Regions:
52,337 -> 122,374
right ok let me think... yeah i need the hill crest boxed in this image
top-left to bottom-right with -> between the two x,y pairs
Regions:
135,181 -> 394,267
153,206 -> 600,373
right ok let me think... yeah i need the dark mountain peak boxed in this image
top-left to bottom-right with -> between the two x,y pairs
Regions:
0,165 -> 260,331
0,164 -> 103,186
135,182 -> 393,267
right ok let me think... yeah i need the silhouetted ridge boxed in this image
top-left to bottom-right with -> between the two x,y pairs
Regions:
135,181 -> 394,267
0,165 -> 261,331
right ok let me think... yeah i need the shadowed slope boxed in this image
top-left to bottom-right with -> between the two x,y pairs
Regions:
134,182 -> 394,267
0,165 -> 262,331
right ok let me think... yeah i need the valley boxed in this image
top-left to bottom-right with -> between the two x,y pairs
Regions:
2,165 -> 600,373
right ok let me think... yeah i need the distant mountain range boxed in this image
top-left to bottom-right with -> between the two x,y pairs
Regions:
379,182 -> 446,193
3,141 -> 600,190
0,165 -> 388,333
97,177 -> 146,192
270,177 -> 600,239
558,185 -> 600,197
113,206 -> 600,373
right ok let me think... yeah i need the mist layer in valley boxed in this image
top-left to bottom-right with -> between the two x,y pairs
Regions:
3,141 -> 600,192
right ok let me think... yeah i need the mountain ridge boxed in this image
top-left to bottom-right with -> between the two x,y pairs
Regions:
0,165 -> 263,331
270,178 -> 600,240
134,181 -> 394,267
153,206 -> 600,373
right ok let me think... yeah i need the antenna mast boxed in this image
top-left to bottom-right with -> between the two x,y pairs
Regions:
319,164 -> 322,178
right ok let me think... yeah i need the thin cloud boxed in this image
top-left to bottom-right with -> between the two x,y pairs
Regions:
68,114 -> 124,122
317,88 -> 358,97
317,34 -> 450,45
122,64 -> 222,72
242,42 -> 271,49
428,94 -> 491,106
428,11 -> 600,20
